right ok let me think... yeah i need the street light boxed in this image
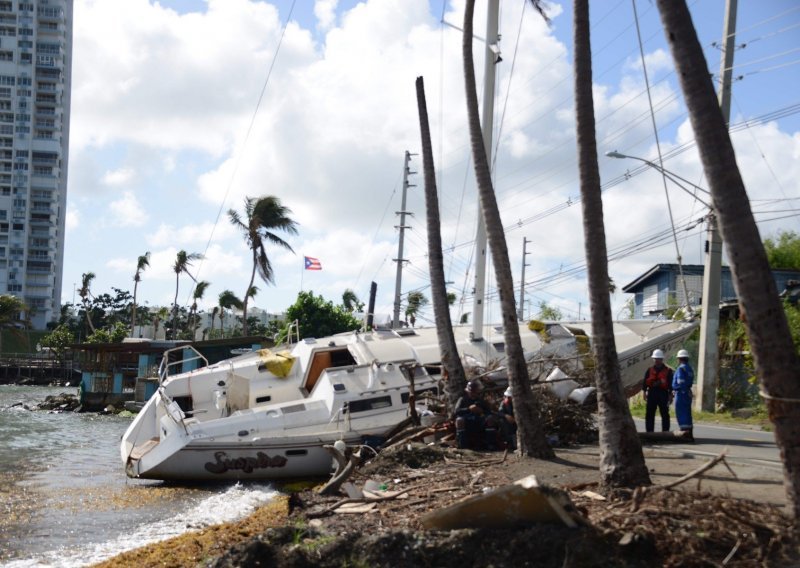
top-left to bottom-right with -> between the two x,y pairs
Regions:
606,150 -> 721,414
605,151 -> 712,208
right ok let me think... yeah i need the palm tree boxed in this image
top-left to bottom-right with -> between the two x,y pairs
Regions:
404,291 -> 428,327
209,306 -> 220,339
189,280 -> 210,340
171,250 -> 203,340
573,0 -> 649,488
342,289 -> 362,313
0,294 -> 27,354
656,0 -> 800,520
462,0 -> 552,458
131,252 -> 150,337
218,290 -> 243,338
78,272 -> 96,335
416,76 -> 468,409
228,196 -> 298,335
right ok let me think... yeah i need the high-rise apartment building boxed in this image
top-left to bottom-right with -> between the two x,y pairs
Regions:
0,0 -> 72,329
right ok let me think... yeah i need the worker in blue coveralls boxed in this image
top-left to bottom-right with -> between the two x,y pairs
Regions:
642,349 -> 674,432
672,349 -> 694,441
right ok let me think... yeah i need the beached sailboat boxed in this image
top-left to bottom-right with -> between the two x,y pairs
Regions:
120,317 -> 695,481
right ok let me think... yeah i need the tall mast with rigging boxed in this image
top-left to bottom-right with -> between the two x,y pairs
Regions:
471,0 -> 500,342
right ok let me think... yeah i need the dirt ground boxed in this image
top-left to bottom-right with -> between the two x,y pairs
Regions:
203,440 -> 797,568
94,399 -> 798,568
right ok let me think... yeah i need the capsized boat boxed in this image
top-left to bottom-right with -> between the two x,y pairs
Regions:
121,319 -> 697,481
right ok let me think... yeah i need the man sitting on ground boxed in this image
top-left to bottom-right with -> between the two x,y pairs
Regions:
453,380 -> 499,450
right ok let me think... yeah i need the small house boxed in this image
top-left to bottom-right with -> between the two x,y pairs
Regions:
622,263 -> 800,319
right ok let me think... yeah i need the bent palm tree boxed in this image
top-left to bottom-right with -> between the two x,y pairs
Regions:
229,196 -> 298,335
172,250 -> 203,340
189,280 -> 210,340
656,0 -> 800,520
573,0 -> 649,487
416,76 -> 468,409
342,289 -> 362,313
218,290 -> 243,338
78,272 -> 96,336
462,0 -> 552,458
131,252 -> 150,337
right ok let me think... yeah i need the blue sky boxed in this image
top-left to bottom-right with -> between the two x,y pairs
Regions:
64,0 -> 800,324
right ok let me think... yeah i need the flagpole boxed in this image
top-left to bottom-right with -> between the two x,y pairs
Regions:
300,255 -> 304,292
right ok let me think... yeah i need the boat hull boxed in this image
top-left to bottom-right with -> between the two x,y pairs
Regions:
127,433 -> 363,481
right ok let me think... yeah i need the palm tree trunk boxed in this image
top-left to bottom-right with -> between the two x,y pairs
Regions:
462,0 -> 552,458
656,0 -> 800,520
573,0 -> 649,487
131,281 -> 139,338
416,76 -> 468,409
172,274 -> 180,340
242,251 -> 258,336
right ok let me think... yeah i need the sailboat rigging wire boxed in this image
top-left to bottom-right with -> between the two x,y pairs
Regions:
187,0 -> 297,306
632,0 -> 693,314
491,0 -> 526,174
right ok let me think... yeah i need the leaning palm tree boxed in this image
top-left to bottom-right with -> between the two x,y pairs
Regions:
342,289 -> 362,313
228,196 -> 298,335
656,0 -> 800,520
78,272 -> 96,335
171,250 -> 203,340
415,76 -> 468,409
217,289 -> 243,338
573,0 -> 649,488
462,0 -> 552,458
188,280 -> 210,340
131,252 -> 150,337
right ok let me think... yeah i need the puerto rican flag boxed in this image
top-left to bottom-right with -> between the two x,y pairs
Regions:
304,256 -> 322,270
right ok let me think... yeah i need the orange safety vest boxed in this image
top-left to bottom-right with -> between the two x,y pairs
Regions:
646,366 -> 670,390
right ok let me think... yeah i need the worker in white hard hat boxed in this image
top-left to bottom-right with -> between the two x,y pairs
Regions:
642,349 -> 674,432
672,349 -> 695,441
498,386 -> 517,451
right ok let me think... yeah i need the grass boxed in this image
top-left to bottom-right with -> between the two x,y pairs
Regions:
628,396 -> 772,430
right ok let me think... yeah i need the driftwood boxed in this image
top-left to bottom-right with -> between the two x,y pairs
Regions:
662,452 -> 731,489
400,363 -> 420,426
443,448 -> 508,467
382,425 -> 432,449
309,484 -> 427,518
320,443 -> 361,496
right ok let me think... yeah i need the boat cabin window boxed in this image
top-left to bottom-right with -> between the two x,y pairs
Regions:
492,342 -> 505,353
255,395 -> 271,404
285,449 -> 308,456
348,396 -> 392,413
303,348 -> 357,394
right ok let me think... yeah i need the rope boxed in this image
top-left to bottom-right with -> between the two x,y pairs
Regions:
759,390 -> 800,403
187,0 -> 298,306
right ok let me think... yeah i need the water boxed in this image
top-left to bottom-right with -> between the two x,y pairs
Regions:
0,386 -> 280,567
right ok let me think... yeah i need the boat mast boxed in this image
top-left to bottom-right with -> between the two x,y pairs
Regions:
471,0 -> 500,342
392,151 -> 416,328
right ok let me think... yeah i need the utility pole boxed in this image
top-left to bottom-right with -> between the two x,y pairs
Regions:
696,0 -> 737,413
471,0 -> 499,342
517,237 -> 530,321
392,151 -> 416,329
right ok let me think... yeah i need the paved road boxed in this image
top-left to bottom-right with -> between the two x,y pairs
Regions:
633,418 -> 782,471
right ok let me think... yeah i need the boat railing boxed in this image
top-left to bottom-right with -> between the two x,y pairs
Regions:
157,345 -> 209,386
286,319 -> 300,345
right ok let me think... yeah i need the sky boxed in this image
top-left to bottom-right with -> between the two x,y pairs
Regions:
63,0 -> 800,326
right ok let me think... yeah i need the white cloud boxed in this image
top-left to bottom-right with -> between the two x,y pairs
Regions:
314,0 -> 338,30
109,191 -> 149,227
102,167 -> 135,186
